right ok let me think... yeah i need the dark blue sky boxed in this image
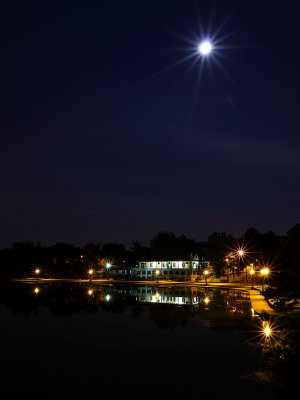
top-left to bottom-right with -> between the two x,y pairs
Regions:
1,0 -> 300,248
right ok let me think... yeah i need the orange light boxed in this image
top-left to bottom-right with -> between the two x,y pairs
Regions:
260,268 -> 270,276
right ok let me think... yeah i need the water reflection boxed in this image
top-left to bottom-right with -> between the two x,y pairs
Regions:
33,286 -> 40,295
243,314 -> 300,398
0,281 -> 299,398
1,282 -> 253,317
129,285 -> 250,309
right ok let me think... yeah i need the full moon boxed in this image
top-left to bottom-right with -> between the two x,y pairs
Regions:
198,40 -> 212,55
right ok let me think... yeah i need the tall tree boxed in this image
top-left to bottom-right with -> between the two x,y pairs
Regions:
150,231 -> 196,260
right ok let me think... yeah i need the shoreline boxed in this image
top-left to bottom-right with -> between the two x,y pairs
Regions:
11,277 -> 277,316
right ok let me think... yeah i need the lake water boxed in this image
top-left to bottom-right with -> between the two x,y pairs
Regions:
0,281 -> 294,400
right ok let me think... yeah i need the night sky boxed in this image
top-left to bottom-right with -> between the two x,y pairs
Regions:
1,0 -> 300,248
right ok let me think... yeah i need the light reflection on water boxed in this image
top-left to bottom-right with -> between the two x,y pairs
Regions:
0,281 -> 295,400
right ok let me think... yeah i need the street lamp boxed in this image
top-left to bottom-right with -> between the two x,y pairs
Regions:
260,267 -> 270,291
106,263 -> 111,279
249,268 -> 255,289
224,256 -> 232,281
203,269 -> 209,285
155,269 -> 160,283
35,268 -> 40,281
236,248 -> 246,280
88,268 -> 94,281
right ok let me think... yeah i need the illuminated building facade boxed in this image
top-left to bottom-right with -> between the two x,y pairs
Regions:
131,255 -> 210,281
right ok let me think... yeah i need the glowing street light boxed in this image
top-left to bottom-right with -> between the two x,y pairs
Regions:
34,287 -> 40,294
198,40 -> 212,56
249,268 -> 255,289
234,247 -> 247,279
203,269 -> 209,285
88,268 -> 94,281
105,263 -> 112,279
34,268 -> 40,282
260,267 -> 270,291
88,288 -> 93,296
155,269 -> 160,283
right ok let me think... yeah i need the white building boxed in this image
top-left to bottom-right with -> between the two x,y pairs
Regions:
131,255 -> 210,281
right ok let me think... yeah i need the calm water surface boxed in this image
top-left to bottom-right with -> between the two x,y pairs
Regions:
0,281 -> 294,399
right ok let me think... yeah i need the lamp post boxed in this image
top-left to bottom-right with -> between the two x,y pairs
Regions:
249,268 -> 255,289
203,269 -> 209,285
88,268 -> 94,282
35,268 -> 40,282
260,267 -> 270,291
236,249 -> 245,281
155,269 -> 160,283
106,263 -> 111,277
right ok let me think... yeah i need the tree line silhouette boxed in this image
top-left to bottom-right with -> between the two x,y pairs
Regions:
0,223 -> 299,282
